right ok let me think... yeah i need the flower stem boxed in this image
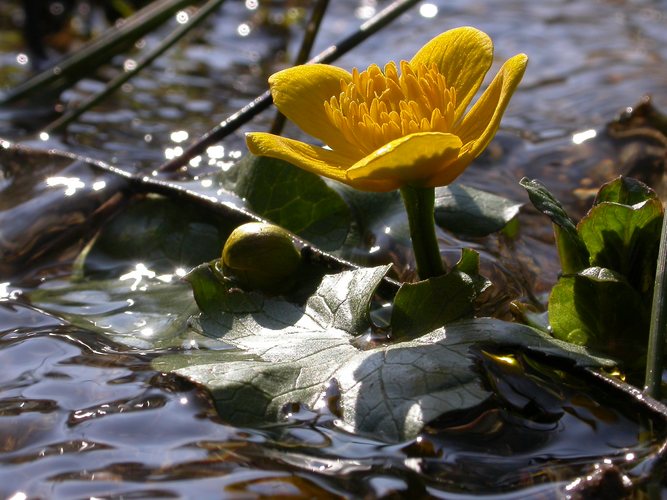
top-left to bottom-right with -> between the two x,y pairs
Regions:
400,185 -> 445,280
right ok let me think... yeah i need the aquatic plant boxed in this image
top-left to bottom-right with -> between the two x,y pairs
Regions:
247,26 -> 527,278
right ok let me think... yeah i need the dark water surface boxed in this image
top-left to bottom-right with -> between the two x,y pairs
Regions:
2,0 -> 667,497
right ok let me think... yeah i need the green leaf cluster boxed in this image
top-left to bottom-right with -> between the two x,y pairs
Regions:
522,176 -> 663,367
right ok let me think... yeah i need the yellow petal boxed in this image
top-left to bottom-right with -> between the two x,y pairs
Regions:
246,132 -> 351,181
346,132 -> 462,188
454,53 -> 528,158
410,27 -> 493,122
423,151 -> 474,188
269,64 -> 359,158
246,133 -> 395,191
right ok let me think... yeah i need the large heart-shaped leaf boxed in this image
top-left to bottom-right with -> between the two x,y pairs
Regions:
154,265 -> 614,442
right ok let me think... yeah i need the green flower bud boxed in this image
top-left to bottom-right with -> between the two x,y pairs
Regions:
222,222 -> 301,293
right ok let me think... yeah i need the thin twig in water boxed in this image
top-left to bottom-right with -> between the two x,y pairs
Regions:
158,0 -> 421,174
269,0 -> 330,135
43,0 -> 228,135
0,0 -> 195,106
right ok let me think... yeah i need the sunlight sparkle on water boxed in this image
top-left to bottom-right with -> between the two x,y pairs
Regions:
140,327 -> 154,337
245,0 -> 258,9
238,23 -> 251,37
176,10 -> 189,24
165,146 -> 183,160
120,263 -> 156,291
92,181 -> 106,191
572,128 -> 597,144
16,53 -> 28,65
207,145 -> 225,159
39,132 -> 49,141
46,176 -> 85,196
123,59 -> 137,72
8,493 -> 27,500
419,3 -> 438,18
170,130 -> 189,143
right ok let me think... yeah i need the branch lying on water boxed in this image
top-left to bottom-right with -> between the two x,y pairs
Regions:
269,0 -> 330,135
0,0 -> 196,106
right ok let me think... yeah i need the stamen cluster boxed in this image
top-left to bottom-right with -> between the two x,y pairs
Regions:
324,61 -> 457,154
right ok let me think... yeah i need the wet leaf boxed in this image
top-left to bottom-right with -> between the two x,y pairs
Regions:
83,196 -> 235,276
154,265 -> 614,442
390,271 -> 477,341
521,177 -> 589,274
593,176 -> 659,206
232,154 -> 352,251
0,143 -> 126,279
434,184 -> 522,236
548,266 -> 649,366
391,250 -> 491,341
577,197 -> 662,299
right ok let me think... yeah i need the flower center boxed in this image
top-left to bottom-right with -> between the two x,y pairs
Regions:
324,61 -> 457,155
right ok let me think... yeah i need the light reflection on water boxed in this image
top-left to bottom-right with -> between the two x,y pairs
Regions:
1,0 -> 667,497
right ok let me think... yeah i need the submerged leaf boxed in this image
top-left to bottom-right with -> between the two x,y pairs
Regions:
0,143 -> 126,279
83,195 -> 235,276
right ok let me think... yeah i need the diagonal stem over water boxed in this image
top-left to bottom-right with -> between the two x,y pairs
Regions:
0,0 -> 195,106
43,0 -> 228,135
269,0 -> 330,135
158,0 -> 422,174
644,207 -> 667,399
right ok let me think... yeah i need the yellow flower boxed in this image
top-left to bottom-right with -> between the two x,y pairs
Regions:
246,27 -> 527,192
